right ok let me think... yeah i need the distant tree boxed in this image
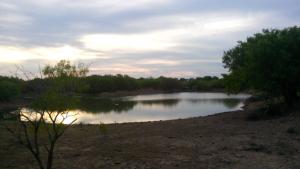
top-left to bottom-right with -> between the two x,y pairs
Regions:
157,76 -> 183,91
43,60 -> 89,78
0,80 -> 21,101
223,26 -> 300,105
186,76 -> 223,91
23,62 -> 226,95
41,60 -> 89,94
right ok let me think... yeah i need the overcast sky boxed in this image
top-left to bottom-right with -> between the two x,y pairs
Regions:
0,0 -> 299,78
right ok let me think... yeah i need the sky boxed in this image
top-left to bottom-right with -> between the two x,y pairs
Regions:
0,0 -> 299,78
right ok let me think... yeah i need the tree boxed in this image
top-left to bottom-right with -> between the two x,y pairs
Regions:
0,76 -> 23,101
1,60 -> 88,169
223,26 -> 300,105
0,80 -> 21,101
42,60 -> 89,94
2,93 -> 77,169
42,60 -> 89,78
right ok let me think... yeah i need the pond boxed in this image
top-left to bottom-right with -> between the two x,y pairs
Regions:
17,92 -> 250,124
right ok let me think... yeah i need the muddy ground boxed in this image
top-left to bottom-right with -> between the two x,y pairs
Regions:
0,101 -> 300,169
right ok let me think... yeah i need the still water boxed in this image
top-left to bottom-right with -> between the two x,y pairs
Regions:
19,92 -> 250,124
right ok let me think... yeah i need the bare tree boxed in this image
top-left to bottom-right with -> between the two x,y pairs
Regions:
1,60 -> 88,169
2,98 -> 77,169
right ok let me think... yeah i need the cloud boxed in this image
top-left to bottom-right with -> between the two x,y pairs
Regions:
0,45 -> 104,63
79,30 -> 180,53
0,1 -> 19,11
163,71 -> 196,78
22,0 -> 172,13
0,0 -> 299,77
79,11 -> 274,55
0,13 -> 33,28
0,1 -> 33,30
139,59 -> 179,66
90,64 -> 151,75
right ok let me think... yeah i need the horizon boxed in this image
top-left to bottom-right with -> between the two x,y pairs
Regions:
0,0 -> 299,78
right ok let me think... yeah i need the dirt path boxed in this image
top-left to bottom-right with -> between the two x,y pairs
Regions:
1,102 -> 300,169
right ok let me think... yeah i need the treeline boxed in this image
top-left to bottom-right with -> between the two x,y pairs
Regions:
0,60 -> 224,101
0,74 -> 224,101
26,75 -> 224,94
0,76 -> 23,101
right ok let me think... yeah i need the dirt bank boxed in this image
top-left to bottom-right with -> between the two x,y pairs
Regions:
0,100 -> 299,169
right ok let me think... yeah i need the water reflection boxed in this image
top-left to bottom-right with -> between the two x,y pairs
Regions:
76,98 -> 242,113
14,92 -> 250,124
19,108 -> 78,124
76,98 -> 181,113
186,98 -> 241,109
78,98 -> 136,114
0,108 -> 18,120
138,99 -> 180,107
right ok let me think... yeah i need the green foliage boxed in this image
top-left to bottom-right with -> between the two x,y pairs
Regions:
0,79 -> 22,101
24,78 -> 51,93
84,74 -> 138,93
42,60 -> 88,78
223,26 -> 300,104
24,75 -> 225,95
157,76 -> 183,91
34,60 -> 89,95
24,77 -> 89,95
187,76 -> 224,91
82,75 -> 223,93
31,92 -> 78,112
2,60 -> 225,96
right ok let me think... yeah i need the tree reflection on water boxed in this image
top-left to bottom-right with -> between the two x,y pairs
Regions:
11,93 -> 249,124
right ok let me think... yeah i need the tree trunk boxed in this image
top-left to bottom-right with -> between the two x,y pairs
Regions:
46,142 -> 55,169
33,154 -> 45,169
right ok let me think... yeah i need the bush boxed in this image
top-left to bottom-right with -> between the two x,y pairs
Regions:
246,103 -> 287,121
223,26 -> 300,105
0,81 -> 21,101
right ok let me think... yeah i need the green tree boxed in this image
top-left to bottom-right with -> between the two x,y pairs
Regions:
42,60 -> 88,78
0,81 -> 21,101
42,60 -> 89,94
223,26 -> 300,104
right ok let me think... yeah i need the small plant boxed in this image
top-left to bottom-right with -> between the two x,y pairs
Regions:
2,110 -> 76,169
286,127 -> 297,134
98,122 -> 108,136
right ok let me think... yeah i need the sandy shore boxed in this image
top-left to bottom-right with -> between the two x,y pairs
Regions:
1,100 -> 300,169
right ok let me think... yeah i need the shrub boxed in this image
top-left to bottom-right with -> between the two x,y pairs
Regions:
0,81 -> 21,101
246,103 -> 287,121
